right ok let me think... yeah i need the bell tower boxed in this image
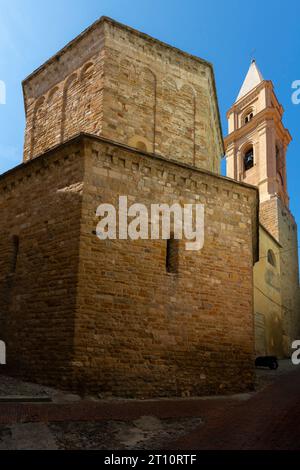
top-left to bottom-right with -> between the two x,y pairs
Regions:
225,60 -> 300,356
225,60 -> 291,208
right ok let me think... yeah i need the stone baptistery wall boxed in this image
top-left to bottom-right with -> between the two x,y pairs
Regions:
0,17 -> 260,397
22,17 -> 223,174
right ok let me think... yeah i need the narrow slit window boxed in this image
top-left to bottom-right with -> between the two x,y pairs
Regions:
166,236 -> 179,274
10,235 -> 19,273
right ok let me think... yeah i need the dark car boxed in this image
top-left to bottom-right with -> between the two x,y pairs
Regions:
255,356 -> 279,370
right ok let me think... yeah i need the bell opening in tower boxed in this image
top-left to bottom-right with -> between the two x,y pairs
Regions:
244,147 -> 254,172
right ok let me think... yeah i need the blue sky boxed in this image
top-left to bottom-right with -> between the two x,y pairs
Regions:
0,0 -> 300,234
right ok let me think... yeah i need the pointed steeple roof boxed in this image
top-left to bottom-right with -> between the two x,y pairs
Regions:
236,60 -> 264,102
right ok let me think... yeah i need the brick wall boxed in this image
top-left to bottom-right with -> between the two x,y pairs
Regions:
0,135 -> 259,396
259,199 -> 279,240
72,136 -> 258,397
23,28 -> 105,161
0,141 -> 84,386
101,19 -> 223,172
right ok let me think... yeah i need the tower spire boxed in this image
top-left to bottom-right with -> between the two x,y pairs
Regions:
236,60 -> 264,102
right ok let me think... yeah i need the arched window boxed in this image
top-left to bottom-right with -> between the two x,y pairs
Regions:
244,110 -> 254,124
166,235 -> 179,273
267,249 -> 276,267
244,147 -> 254,171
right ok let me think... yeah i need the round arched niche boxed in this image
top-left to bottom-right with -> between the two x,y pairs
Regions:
128,135 -> 152,153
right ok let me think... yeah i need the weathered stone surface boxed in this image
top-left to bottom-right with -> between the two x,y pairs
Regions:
0,141 -> 85,387
22,17 -> 223,173
0,17 -> 260,398
0,135 -> 258,397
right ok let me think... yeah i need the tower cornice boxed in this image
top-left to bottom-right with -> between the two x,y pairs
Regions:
224,106 -> 292,150
226,80 -> 284,119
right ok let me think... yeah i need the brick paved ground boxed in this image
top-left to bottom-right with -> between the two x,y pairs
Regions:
171,365 -> 300,450
0,397 -> 236,426
0,362 -> 299,449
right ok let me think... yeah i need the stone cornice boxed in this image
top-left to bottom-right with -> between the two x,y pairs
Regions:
0,133 -> 256,196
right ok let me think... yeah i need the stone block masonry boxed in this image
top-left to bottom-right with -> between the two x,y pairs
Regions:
0,16 -> 260,398
22,17 -> 223,174
0,134 -> 259,397
0,140 -> 85,388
